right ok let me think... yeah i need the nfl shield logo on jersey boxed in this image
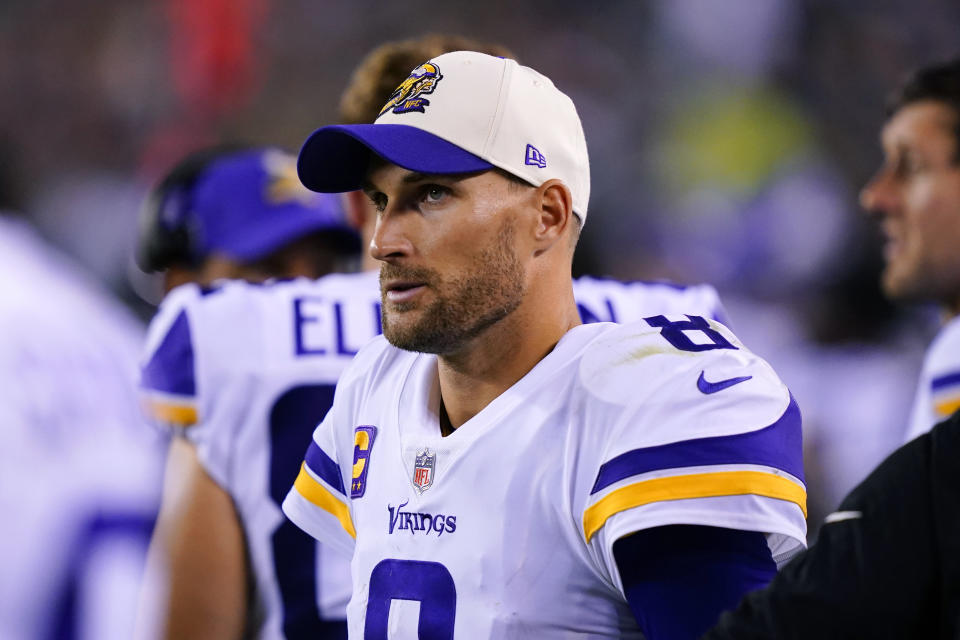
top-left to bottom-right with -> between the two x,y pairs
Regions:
412,448 -> 436,493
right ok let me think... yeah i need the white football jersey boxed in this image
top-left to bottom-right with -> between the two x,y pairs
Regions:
904,315 -> 960,441
140,271 -> 383,637
283,317 -> 806,638
0,217 -> 164,640
572,276 -> 727,325
140,270 -> 727,638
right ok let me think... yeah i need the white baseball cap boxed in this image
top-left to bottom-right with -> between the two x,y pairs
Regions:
297,50 -> 591,222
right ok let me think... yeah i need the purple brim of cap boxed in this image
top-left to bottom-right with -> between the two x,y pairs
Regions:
217,208 -> 360,262
297,124 -> 494,193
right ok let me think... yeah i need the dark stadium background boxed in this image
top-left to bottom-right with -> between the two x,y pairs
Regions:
3,0 -> 957,538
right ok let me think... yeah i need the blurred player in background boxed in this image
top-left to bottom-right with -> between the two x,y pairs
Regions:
138,35 -> 732,640
0,147 -> 164,640
860,59 -> 960,440
702,57 -> 960,640
135,145 -> 359,294
136,146 -> 361,640
283,50 -> 805,639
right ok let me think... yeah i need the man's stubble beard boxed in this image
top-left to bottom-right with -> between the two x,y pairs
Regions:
380,219 -> 525,355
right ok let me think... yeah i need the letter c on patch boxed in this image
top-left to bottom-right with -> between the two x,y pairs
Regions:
350,426 -> 377,499
353,430 -> 370,477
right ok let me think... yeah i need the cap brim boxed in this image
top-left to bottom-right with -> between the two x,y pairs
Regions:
218,210 -> 360,262
297,124 -> 494,193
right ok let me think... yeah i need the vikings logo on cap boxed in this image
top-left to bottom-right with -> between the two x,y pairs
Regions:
378,62 -> 443,117
262,150 -> 316,205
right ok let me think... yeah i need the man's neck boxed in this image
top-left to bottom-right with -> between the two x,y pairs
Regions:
945,298 -> 960,321
436,290 -> 580,432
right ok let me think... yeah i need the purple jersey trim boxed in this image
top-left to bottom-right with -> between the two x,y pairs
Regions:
141,310 -> 196,396
591,395 -> 803,495
304,440 -> 346,496
931,371 -> 960,391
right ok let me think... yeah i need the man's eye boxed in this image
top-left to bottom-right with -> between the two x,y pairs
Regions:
422,185 -> 448,203
894,154 -> 924,178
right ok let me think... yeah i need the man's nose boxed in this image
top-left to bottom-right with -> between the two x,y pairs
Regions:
369,209 -> 414,262
859,170 -> 895,217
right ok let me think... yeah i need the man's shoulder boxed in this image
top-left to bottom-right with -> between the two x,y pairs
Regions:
927,315 -> 960,367
576,315 -> 769,384
573,316 -> 792,438
565,320 -> 804,555
912,315 -> 960,435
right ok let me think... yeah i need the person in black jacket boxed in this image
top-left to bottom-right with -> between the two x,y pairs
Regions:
703,409 -> 960,639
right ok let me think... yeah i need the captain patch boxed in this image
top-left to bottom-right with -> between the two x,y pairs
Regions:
351,426 -> 377,498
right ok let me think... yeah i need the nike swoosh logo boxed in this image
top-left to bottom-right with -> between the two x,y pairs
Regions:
697,371 -> 753,394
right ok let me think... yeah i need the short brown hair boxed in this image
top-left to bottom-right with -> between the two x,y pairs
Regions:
339,35 -> 516,125
886,59 -> 960,163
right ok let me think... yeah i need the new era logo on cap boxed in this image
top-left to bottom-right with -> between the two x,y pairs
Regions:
297,51 -> 591,223
525,144 -> 547,168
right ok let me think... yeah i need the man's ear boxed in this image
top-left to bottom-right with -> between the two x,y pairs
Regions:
532,179 -> 574,254
163,265 -> 199,294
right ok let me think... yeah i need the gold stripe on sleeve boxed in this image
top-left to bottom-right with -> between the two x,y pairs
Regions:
293,463 -> 357,538
583,470 -> 807,543
935,397 -> 960,417
141,399 -> 198,426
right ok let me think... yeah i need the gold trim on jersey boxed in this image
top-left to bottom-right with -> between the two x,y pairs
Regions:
293,462 -> 356,538
140,397 -> 198,427
582,470 -> 807,542
934,396 -> 960,417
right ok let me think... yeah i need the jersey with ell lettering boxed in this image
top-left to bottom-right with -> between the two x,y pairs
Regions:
904,315 -> 960,442
283,316 -> 807,638
139,272 -> 726,638
140,271 -> 382,637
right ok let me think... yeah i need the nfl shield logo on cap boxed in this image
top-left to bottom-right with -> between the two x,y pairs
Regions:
412,448 -> 436,493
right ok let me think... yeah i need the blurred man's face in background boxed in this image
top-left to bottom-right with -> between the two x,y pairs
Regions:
861,100 -> 960,311
161,229 -> 356,294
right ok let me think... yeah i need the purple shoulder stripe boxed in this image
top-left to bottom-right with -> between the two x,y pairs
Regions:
141,310 -> 196,396
304,440 -> 346,496
931,371 -> 960,391
591,395 -> 803,495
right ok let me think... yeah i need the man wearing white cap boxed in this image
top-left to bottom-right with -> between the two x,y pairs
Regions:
283,51 -> 807,639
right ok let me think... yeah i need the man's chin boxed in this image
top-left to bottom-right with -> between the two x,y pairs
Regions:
383,315 -> 428,351
882,267 -> 931,303
382,316 -> 467,355
383,330 -> 443,354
